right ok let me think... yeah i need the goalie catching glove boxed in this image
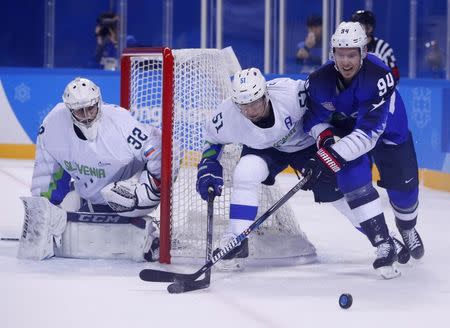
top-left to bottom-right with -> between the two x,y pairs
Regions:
101,169 -> 161,217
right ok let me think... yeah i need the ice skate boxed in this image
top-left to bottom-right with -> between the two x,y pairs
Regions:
214,233 -> 248,271
398,227 -> 424,260
391,234 -> 411,264
373,238 -> 401,279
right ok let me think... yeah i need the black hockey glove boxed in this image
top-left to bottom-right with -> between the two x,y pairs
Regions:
301,146 -> 346,191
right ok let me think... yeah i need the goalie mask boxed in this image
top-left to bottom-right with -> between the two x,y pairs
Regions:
231,68 -> 269,122
63,77 -> 102,141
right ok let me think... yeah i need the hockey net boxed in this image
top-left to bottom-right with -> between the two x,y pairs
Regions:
120,47 -> 315,264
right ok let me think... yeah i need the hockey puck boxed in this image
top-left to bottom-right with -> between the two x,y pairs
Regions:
339,293 -> 353,309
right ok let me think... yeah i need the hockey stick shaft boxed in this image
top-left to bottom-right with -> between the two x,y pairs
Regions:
203,189 -> 215,281
0,237 -> 19,241
140,172 -> 311,283
167,189 -> 215,293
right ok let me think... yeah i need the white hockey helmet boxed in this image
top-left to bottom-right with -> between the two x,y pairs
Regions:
330,21 -> 368,62
62,77 -> 102,140
231,68 -> 267,105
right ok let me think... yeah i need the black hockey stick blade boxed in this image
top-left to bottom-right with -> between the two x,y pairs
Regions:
139,269 -> 182,282
167,276 -> 211,294
139,267 -> 210,284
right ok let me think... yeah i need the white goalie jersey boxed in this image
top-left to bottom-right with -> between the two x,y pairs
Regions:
204,78 -> 315,152
31,103 -> 162,205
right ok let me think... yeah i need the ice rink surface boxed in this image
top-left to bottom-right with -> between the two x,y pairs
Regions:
1,159 -> 449,328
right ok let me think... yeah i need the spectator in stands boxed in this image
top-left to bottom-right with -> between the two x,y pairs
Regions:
94,12 -> 120,70
296,15 -> 323,73
351,10 -> 400,81
424,40 -> 445,79
92,12 -> 139,71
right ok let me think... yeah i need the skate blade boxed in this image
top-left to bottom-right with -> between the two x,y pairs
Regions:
215,258 -> 245,272
377,265 -> 401,279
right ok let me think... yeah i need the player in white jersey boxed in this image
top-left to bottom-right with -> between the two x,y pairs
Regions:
18,77 -> 161,262
196,68 -> 356,268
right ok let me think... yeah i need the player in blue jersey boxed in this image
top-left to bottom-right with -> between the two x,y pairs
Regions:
302,22 -> 424,279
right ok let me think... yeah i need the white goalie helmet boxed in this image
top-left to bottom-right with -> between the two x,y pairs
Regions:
330,21 -> 368,62
231,68 -> 267,105
62,77 -> 102,140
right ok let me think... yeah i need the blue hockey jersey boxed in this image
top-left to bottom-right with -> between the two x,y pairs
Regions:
304,54 -> 410,161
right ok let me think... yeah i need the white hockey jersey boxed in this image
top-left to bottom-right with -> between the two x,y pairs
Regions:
204,78 -> 315,153
31,103 -> 161,205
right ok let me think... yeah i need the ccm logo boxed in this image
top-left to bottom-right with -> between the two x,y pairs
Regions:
78,215 -> 122,223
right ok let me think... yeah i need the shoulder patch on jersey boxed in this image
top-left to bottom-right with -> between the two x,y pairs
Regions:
144,147 -> 156,158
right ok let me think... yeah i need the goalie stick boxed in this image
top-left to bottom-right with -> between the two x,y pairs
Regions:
139,171 -> 312,290
166,188 -> 215,293
0,237 -> 19,241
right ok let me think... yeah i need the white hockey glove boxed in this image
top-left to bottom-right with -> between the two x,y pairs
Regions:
101,169 -> 161,217
18,197 -> 67,260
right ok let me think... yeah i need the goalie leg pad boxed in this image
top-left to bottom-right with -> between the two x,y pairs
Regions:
18,197 -> 67,260
54,216 -> 159,262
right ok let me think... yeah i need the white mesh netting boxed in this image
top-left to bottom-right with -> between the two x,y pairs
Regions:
125,48 -> 315,264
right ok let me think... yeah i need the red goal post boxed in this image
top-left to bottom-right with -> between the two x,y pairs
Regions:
121,47 -> 174,263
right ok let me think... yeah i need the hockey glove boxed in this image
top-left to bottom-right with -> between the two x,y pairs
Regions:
316,128 -> 336,149
100,169 -> 161,217
301,146 -> 346,191
196,158 -> 223,201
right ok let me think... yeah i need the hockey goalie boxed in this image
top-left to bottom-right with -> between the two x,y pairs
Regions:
18,77 -> 163,262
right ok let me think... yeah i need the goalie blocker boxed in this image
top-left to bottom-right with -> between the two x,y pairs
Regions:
17,196 -> 160,262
